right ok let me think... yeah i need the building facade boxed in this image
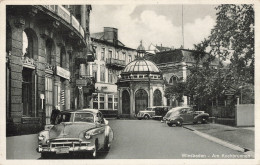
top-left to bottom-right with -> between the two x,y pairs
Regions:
149,49 -> 219,106
89,27 -> 137,112
6,5 -> 95,136
117,42 -> 166,118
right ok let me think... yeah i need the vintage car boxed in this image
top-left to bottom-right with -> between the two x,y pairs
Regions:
37,109 -> 114,158
136,107 -> 156,120
163,106 -> 209,127
136,106 -> 171,120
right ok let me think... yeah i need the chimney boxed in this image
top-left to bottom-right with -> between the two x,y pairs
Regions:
104,27 -> 118,45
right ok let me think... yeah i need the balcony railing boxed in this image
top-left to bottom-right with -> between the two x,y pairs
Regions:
106,58 -> 125,68
42,5 -> 85,39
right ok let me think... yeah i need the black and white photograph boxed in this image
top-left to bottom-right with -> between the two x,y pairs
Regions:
1,0 -> 259,164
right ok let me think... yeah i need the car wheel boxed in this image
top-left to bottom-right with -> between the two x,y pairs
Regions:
201,118 -> 207,124
144,115 -> 150,120
167,123 -> 173,127
176,120 -> 182,127
103,136 -> 110,152
90,141 -> 98,159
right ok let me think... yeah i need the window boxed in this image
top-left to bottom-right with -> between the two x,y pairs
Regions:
60,47 -> 66,68
93,93 -> 98,109
108,69 -> 113,83
93,45 -> 97,60
74,113 -> 94,123
22,68 -> 33,117
45,76 -> 53,124
92,64 -> 98,82
114,96 -> 118,110
99,94 -> 105,109
108,95 -> 113,109
108,50 -> 112,58
122,52 -> 126,61
101,48 -> 105,60
100,65 -> 105,82
128,55 -> 132,63
169,75 -> 178,85
115,51 -> 119,59
46,39 -> 53,64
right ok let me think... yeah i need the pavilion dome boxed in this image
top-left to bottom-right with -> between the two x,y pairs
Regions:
122,59 -> 161,73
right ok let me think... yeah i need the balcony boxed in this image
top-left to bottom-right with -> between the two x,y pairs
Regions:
106,58 -> 125,69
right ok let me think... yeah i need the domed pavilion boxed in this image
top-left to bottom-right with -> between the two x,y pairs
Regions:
117,41 -> 166,118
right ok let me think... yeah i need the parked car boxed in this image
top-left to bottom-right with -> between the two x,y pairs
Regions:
37,109 -> 114,158
163,106 -> 209,127
153,106 -> 171,120
136,107 -> 156,120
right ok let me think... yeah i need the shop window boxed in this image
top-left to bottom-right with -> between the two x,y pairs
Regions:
99,94 -> 105,109
45,76 -> 53,124
22,68 -> 33,117
108,95 -> 113,109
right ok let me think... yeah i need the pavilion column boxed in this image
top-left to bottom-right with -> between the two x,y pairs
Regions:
130,88 -> 135,117
149,87 -> 153,107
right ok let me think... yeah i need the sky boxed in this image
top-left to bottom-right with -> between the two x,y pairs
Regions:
90,5 -> 218,50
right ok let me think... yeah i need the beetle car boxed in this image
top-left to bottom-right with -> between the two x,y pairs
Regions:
37,109 -> 113,158
163,106 -> 209,127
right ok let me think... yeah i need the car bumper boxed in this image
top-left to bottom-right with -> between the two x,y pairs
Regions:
37,142 -> 95,154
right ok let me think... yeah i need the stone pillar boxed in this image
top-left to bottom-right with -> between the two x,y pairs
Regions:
118,88 -> 122,115
183,96 -> 188,106
78,86 -> 84,109
182,62 -> 187,82
65,80 -> 70,110
149,87 -> 153,107
130,88 -> 135,117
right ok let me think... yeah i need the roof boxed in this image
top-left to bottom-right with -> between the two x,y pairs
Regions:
61,109 -> 99,114
122,59 -> 161,73
90,32 -> 125,47
155,45 -> 171,52
151,49 -> 219,65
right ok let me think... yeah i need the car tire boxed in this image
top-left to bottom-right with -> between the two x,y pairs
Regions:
176,120 -> 182,127
90,141 -> 98,159
167,123 -> 173,127
103,136 -> 110,152
144,115 -> 150,120
201,118 -> 207,124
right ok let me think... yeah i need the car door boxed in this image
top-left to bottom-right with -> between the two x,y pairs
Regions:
185,108 -> 195,123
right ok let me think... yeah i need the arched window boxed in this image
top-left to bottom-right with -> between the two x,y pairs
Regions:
153,89 -> 162,106
169,75 -> 178,85
46,39 -> 53,64
23,29 -> 38,58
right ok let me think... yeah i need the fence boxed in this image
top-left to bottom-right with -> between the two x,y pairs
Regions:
236,104 -> 254,126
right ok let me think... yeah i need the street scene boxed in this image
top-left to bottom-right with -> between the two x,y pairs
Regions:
4,2 -> 256,163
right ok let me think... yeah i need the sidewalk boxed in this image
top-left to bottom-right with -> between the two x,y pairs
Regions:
183,123 -> 254,153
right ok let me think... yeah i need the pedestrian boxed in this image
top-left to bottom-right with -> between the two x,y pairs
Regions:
50,105 -> 60,125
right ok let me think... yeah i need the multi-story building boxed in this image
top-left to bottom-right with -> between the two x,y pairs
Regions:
6,5 -> 95,136
89,27 -> 137,111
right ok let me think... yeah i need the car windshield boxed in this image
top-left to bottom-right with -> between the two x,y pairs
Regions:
56,113 -> 73,124
74,113 -> 94,123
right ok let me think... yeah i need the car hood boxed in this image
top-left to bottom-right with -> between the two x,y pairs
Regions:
139,110 -> 152,113
49,122 -> 96,139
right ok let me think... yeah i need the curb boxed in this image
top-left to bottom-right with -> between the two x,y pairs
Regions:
183,126 -> 255,158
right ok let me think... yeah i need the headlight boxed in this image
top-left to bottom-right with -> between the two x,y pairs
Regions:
38,134 -> 45,141
85,132 -> 92,140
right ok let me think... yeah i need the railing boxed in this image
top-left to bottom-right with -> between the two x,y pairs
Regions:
42,5 -> 85,39
106,58 -> 125,67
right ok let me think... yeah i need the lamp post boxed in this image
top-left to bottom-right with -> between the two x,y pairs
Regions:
238,85 -> 243,104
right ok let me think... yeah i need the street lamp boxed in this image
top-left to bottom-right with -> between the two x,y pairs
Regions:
238,85 -> 243,104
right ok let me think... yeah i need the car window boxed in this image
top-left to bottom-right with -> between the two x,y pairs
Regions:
74,113 -> 94,123
56,113 -> 73,124
180,109 -> 187,114
187,108 -> 194,114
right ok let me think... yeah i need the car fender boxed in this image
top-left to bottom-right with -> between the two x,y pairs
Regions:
173,116 -> 183,123
194,113 -> 209,120
143,113 -> 152,118
105,125 -> 114,144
